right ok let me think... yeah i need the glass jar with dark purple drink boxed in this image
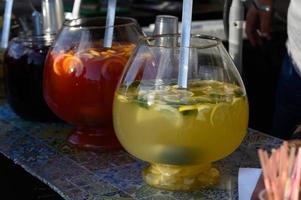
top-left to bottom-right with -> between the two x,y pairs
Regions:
3,35 -> 59,121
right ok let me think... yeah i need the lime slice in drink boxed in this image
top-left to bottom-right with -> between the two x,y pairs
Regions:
164,91 -> 195,106
192,96 -> 212,103
163,95 -> 181,105
189,87 -> 206,96
210,102 -> 231,126
152,104 -> 183,127
234,88 -> 244,97
175,90 -> 194,97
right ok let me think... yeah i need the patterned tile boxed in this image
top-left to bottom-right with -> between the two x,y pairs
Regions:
132,185 -> 171,199
0,104 -> 283,200
52,178 -> 76,191
64,187 -> 88,200
95,162 -> 146,192
141,195 -> 176,200
72,150 -> 136,172
81,181 -> 118,196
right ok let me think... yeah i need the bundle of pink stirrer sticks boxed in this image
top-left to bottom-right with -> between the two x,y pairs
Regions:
258,141 -> 301,200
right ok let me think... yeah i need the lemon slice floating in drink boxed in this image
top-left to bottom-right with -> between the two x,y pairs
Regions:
117,94 -> 128,103
210,102 -> 231,126
153,104 -> 183,127
196,104 -> 212,121
178,105 -> 198,112
135,104 -> 183,127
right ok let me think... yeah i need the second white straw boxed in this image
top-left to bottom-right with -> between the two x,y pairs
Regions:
178,0 -> 193,88
1,0 -> 14,49
104,0 -> 117,48
72,0 -> 82,19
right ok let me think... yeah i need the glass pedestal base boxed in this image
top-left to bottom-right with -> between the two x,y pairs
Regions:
143,163 -> 219,191
67,127 -> 121,150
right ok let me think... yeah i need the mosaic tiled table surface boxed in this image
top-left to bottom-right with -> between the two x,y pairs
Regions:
0,103 -> 282,200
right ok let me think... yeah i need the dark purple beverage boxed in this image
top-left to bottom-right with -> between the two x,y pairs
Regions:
3,35 -> 59,121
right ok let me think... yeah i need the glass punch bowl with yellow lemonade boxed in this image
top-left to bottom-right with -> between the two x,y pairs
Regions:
113,34 -> 249,191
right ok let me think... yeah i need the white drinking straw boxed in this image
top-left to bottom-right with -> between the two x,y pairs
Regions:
104,0 -> 117,48
1,0 -> 14,49
72,0 -> 82,19
178,0 -> 193,88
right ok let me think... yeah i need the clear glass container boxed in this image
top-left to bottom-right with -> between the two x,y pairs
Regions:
3,35 -> 59,121
113,34 -> 249,190
43,17 -> 143,150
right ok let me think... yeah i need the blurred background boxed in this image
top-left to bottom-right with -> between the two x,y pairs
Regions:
0,0 -> 288,199
0,0 -> 224,38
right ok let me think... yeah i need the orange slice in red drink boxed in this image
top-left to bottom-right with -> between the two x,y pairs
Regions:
62,55 -> 84,76
53,53 -> 72,75
53,53 -> 83,76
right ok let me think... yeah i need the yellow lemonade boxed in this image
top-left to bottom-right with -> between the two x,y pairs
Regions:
114,80 -> 248,165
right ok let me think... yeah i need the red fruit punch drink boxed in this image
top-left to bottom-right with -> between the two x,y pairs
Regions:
44,42 -> 135,149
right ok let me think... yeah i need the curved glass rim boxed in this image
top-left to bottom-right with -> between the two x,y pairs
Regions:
10,34 -> 55,46
142,34 -> 222,49
64,17 -> 138,29
12,34 -> 55,41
